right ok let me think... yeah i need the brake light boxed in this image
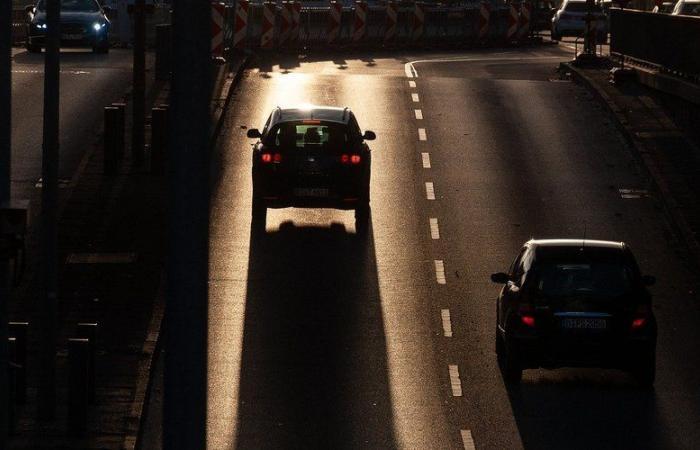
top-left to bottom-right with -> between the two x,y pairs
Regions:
341,154 -> 361,165
261,153 -> 282,164
631,305 -> 650,330
303,119 -> 321,124
518,304 -> 536,328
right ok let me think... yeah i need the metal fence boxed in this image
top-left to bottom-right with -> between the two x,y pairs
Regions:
610,8 -> 700,78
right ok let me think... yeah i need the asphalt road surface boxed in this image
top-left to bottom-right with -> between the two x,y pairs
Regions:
10,47 -> 134,202
208,45 -> 700,449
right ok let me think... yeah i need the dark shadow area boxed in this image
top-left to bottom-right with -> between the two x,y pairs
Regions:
505,375 -> 667,450
12,48 -> 109,65
234,220 -> 398,449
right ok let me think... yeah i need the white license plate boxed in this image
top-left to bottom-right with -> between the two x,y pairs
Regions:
561,318 -> 607,329
62,34 -> 83,40
293,188 -> 329,198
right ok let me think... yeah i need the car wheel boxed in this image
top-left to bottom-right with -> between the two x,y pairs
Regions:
355,203 -> 370,237
500,340 -> 522,384
632,352 -> 656,388
251,197 -> 266,234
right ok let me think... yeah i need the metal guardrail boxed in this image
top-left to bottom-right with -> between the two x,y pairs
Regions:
610,8 -> 700,79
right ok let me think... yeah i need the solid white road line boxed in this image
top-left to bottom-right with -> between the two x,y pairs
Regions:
461,430 -> 476,450
434,260 -> 446,284
405,61 -> 418,78
415,109 -> 423,120
448,365 -> 462,396
422,152 -> 431,169
441,309 -> 453,337
429,218 -> 440,239
405,55 -> 564,78
425,182 -> 435,200
418,128 -> 427,141
412,93 -> 420,102
409,80 -> 416,88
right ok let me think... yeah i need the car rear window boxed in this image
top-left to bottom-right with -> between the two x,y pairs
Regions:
265,121 -> 354,150
534,262 -> 633,299
565,2 -> 603,12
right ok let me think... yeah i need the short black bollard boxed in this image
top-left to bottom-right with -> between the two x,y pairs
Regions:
150,107 -> 168,174
76,323 -> 97,404
8,322 -> 28,404
155,24 -> 172,81
104,106 -> 120,175
67,338 -> 90,436
111,102 -> 126,160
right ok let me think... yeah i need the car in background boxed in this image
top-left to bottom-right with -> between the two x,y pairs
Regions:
492,239 -> 657,386
652,1 -> 676,13
25,0 -> 111,53
551,0 -> 608,42
671,0 -> 700,15
247,105 -> 375,235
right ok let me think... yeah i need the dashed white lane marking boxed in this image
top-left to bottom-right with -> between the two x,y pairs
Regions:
449,365 -> 462,396
415,109 -> 423,120
441,309 -> 453,337
434,260 -> 446,284
429,217 -> 440,239
408,80 -> 416,88
421,152 -> 431,168
425,182 -> 435,200
405,62 -> 418,78
461,430 -> 476,450
411,93 -> 420,102
418,128 -> 427,141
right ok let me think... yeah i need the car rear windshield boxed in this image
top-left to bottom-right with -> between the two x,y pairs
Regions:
565,2 -> 603,12
38,0 -> 100,12
264,121 -> 355,151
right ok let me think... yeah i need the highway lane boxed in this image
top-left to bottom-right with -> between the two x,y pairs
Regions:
209,46 -> 700,449
10,48 -> 134,202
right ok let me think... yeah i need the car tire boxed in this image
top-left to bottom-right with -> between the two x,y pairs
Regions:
632,352 -> 656,388
355,203 -> 370,237
500,341 -> 522,384
251,197 -> 266,235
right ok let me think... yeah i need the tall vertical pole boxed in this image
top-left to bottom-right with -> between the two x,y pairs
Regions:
38,0 -> 60,421
0,0 -> 12,441
132,0 -> 146,166
163,0 -> 210,447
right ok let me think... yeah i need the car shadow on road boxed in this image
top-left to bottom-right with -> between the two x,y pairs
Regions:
505,372 -> 671,450
235,220 -> 398,449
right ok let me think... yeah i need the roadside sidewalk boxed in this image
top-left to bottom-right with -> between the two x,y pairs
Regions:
564,60 -> 700,263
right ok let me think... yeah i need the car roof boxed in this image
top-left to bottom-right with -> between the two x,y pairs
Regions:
272,105 -> 352,125
527,239 -> 626,250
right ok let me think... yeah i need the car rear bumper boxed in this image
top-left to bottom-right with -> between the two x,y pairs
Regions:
511,336 -> 655,370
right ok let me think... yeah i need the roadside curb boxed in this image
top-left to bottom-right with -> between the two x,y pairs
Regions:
563,62 -> 700,263
120,53 -> 250,450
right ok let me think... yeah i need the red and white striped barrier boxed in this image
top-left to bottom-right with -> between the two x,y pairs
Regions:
279,1 -> 293,46
327,1 -> 342,44
506,2 -> 519,42
353,1 -> 368,42
290,1 -> 302,44
232,0 -> 249,50
384,1 -> 398,43
211,2 -> 226,57
412,3 -> 425,42
478,1 -> 490,41
518,1 -> 532,39
260,1 -> 275,48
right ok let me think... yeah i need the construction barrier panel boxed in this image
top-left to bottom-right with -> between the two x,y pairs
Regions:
478,1 -> 491,41
384,1 -> 398,43
518,1 -> 531,40
233,0 -> 249,49
412,3 -> 425,42
506,2 -> 519,42
212,2 -> 226,57
327,1 -> 343,44
260,1 -> 275,48
352,1 -> 368,42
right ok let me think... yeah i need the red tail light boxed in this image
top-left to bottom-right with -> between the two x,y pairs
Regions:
261,153 -> 282,164
518,304 -> 536,327
341,154 -> 361,165
631,305 -> 650,330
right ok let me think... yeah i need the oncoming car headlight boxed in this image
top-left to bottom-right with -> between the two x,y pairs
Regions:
92,22 -> 106,32
35,23 -> 47,29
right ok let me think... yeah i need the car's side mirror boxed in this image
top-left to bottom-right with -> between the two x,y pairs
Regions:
246,128 -> 262,139
25,4 -> 34,13
491,272 -> 510,284
363,130 -> 376,141
642,275 -> 656,286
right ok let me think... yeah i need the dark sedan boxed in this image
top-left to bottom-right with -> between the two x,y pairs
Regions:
247,105 -> 375,235
25,0 -> 111,53
492,239 -> 657,386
